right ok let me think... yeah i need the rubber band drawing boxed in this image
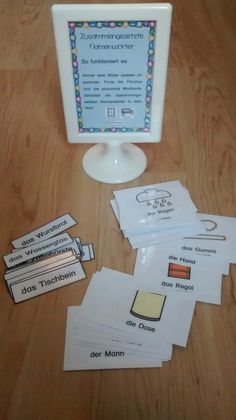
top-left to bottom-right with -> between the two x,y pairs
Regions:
185,219 -> 226,241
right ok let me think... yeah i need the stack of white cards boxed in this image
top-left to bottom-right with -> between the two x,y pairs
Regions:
64,267 -> 195,370
64,181 -> 236,371
134,213 -> 236,305
111,180 -> 205,248
3,214 -> 95,303
64,213 -> 236,370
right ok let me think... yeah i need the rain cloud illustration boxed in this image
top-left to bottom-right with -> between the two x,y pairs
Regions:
136,188 -> 172,209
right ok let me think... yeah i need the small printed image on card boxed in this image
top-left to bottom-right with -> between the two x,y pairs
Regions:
168,263 -> 191,280
130,290 -> 166,321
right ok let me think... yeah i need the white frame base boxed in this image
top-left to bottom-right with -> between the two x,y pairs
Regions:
82,142 -> 147,184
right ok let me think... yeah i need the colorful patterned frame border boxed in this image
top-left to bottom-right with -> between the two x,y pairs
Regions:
68,20 -> 156,133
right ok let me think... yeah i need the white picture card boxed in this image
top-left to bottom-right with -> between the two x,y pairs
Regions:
64,307 -> 164,370
80,268 -> 195,347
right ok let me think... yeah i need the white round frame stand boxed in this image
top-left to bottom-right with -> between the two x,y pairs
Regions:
82,142 -> 147,184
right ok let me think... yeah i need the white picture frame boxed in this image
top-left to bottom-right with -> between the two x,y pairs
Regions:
52,3 -> 172,145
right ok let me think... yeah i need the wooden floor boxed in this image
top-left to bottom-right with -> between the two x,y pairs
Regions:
0,0 -> 236,419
